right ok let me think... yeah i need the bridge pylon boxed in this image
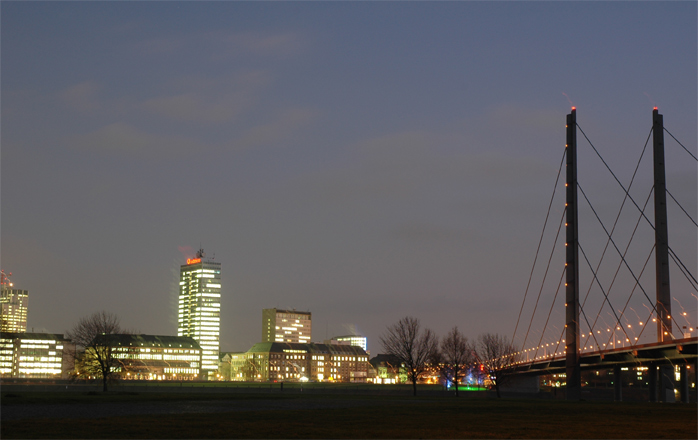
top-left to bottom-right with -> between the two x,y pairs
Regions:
565,108 -> 581,400
652,108 -> 672,342
652,108 -> 676,402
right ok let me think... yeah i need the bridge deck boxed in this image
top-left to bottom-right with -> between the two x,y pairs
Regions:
512,337 -> 697,375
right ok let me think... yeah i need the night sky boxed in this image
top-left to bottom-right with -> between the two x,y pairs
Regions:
2,2 -> 696,354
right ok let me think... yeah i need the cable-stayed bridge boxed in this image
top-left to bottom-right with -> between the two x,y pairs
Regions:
509,108 -> 697,402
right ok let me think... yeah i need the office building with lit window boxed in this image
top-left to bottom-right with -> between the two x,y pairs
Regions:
0,332 -> 73,379
329,335 -> 368,352
262,309 -> 311,344
105,334 -> 202,381
1,271 -> 28,333
178,249 -> 221,378
231,342 -> 370,382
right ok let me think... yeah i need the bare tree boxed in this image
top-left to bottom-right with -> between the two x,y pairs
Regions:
381,316 -> 438,396
439,326 -> 473,397
66,311 -> 124,392
475,333 -> 519,398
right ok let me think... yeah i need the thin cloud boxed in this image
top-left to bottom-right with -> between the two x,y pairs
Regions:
69,122 -> 201,158
142,92 -> 247,124
135,30 -> 304,59
141,71 -> 271,124
282,128 -> 556,209
58,81 -> 101,112
389,223 -> 475,244
207,31 -> 303,58
234,107 -> 315,149
135,35 -> 185,55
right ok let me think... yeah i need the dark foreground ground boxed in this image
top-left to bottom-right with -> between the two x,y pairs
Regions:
2,391 -> 696,439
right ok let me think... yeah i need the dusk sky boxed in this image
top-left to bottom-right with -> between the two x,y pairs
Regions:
2,2 -> 696,354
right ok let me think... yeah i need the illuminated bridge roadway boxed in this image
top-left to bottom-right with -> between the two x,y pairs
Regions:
508,337 -> 697,401
511,337 -> 697,375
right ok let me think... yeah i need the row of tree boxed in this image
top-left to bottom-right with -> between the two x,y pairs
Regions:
381,316 -> 519,397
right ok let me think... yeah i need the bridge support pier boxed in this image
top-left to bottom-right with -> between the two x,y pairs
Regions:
658,366 -> 676,402
648,365 -> 657,402
648,364 -> 676,403
679,364 -> 689,403
614,365 -> 622,402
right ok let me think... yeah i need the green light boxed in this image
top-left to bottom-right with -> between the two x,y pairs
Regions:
458,385 -> 488,391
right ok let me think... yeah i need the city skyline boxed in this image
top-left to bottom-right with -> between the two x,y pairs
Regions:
2,2 -> 696,353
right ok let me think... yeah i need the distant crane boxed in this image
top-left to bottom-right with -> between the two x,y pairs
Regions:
0,270 -> 13,288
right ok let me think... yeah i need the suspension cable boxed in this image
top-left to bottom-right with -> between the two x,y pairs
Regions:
586,187 -> 654,345
608,245 -> 655,348
579,123 -> 694,296
669,248 -> 698,288
512,149 -> 567,347
666,188 -> 698,228
577,124 -> 656,232
520,208 -> 567,352
576,182 -> 667,332
664,127 -> 698,162
532,266 -> 566,361
578,289 -> 601,353
580,128 -> 652,309
579,182 -> 684,339
578,242 -> 628,348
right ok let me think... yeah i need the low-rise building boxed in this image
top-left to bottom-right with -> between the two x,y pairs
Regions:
225,342 -> 371,382
370,354 -> 407,384
106,334 -> 202,381
0,332 -> 74,379
218,352 -> 249,381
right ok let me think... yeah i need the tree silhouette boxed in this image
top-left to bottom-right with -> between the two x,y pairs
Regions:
67,311 -> 125,392
439,326 -> 474,397
381,316 -> 438,396
475,333 -> 519,398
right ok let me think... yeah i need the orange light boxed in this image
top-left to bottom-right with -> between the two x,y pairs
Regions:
186,258 -> 202,265
653,107 -> 658,110
571,107 -> 576,110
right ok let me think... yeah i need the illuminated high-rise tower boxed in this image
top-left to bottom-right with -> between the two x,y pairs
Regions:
1,270 -> 28,333
178,249 -> 220,378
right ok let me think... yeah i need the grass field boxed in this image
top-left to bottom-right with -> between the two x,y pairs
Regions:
2,391 -> 697,439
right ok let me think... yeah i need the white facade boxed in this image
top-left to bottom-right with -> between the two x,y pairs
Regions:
332,335 -> 368,351
178,253 -> 221,377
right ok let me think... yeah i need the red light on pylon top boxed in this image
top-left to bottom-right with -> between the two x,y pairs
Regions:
571,106 -> 576,110
653,107 -> 658,110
